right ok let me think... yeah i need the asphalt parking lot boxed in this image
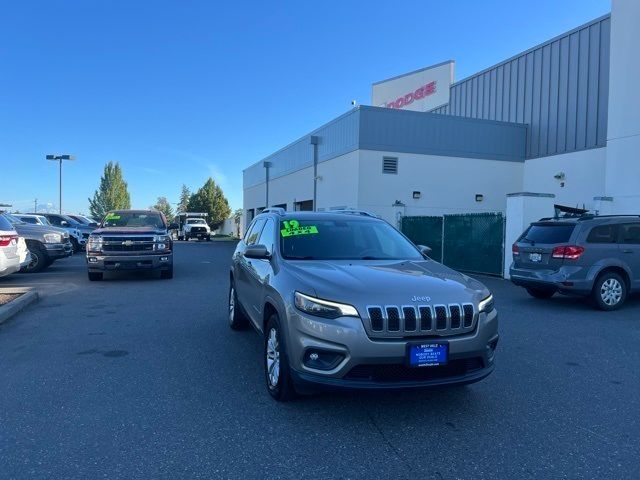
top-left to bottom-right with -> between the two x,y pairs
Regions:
1,241 -> 639,479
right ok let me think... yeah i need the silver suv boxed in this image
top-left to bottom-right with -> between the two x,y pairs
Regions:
510,215 -> 640,310
229,209 -> 498,401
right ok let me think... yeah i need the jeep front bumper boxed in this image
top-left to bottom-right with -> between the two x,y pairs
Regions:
284,307 -> 498,390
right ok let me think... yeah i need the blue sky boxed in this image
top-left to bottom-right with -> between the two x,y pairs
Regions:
0,0 -> 610,215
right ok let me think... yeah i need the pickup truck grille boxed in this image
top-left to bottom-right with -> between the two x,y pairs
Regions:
366,304 -> 476,338
101,236 -> 155,253
189,227 -> 207,233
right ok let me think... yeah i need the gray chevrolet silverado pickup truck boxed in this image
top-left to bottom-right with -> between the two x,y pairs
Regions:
86,209 -> 173,281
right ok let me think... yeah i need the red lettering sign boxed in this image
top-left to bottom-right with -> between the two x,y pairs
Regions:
385,81 -> 437,109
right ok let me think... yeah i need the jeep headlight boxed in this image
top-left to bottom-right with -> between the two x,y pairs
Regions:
294,291 -> 359,319
43,233 -> 62,244
478,294 -> 495,314
87,235 -> 103,251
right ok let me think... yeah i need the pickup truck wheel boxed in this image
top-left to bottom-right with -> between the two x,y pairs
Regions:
526,287 -> 556,299
264,315 -> 296,402
228,284 -> 248,330
88,272 -> 103,281
592,272 -> 626,311
160,267 -> 173,279
21,242 -> 48,273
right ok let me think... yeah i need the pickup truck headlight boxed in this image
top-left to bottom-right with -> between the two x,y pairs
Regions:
43,233 -> 62,244
294,291 -> 359,319
87,236 -> 103,251
154,235 -> 171,251
479,294 -> 495,314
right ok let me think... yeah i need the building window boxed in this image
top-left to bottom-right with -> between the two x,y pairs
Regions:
382,157 -> 398,174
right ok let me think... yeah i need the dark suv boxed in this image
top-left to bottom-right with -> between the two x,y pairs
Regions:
510,215 -> 640,310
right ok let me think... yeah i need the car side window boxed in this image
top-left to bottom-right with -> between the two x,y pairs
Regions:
245,218 -> 266,246
48,215 -> 62,226
20,217 -> 37,224
587,225 -> 618,244
257,219 -> 275,254
619,223 -> 640,244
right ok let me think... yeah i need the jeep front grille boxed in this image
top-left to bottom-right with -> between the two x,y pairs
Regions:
365,303 -> 476,338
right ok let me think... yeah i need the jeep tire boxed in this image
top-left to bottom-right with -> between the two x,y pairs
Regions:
264,314 -> 296,402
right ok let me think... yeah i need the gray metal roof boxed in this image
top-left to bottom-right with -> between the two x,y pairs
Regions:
244,106 -> 526,188
430,14 -> 611,159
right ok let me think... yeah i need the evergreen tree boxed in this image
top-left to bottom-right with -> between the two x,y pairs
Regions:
177,184 -> 191,213
88,162 -> 131,218
187,178 -> 231,228
151,196 -> 174,221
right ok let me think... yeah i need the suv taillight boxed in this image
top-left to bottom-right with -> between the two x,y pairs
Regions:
552,245 -> 584,260
0,235 -> 17,247
512,243 -> 520,256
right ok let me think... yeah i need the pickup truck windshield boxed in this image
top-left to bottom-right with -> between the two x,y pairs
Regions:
102,212 -> 165,229
280,218 -> 423,260
187,219 -> 206,224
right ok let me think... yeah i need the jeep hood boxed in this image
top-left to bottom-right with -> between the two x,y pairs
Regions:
286,259 -> 490,306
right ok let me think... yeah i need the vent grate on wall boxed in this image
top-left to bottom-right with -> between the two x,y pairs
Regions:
382,157 -> 398,174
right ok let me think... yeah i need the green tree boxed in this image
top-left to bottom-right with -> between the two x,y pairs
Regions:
233,208 -> 243,237
177,184 -> 191,213
151,196 -> 174,221
187,178 -> 231,228
88,162 -> 131,218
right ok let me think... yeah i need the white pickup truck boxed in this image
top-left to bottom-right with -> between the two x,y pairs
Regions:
176,213 -> 211,241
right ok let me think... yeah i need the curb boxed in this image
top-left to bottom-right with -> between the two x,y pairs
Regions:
0,288 -> 39,326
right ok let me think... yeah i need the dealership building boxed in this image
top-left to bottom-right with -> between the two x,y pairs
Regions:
243,0 -> 639,276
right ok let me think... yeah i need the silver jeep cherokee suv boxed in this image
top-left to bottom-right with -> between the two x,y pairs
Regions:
230,209 -> 498,401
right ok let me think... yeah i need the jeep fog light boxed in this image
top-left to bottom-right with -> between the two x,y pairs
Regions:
294,292 -> 359,319
304,349 -> 344,370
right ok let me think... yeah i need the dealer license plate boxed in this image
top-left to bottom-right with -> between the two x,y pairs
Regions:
529,253 -> 542,262
408,343 -> 448,367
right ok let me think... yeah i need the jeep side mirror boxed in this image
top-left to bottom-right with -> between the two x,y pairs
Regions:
417,244 -> 432,256
244,244 -> 271,259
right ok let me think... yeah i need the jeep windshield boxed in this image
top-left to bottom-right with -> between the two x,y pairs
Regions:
280,218 -> 423,260
101,212 -> 165,229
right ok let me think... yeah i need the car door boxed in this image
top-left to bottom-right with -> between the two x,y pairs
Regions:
243,218 -> 276,323
235,218 -> 265,317
618,222 -> 640,291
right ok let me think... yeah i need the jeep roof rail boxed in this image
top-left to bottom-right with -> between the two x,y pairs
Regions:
261,207 -> 286,216
330,209 -> 377,217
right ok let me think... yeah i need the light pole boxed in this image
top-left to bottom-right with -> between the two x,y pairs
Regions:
46,154 -> 75,214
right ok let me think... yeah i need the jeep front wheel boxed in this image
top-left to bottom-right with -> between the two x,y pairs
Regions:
264,314 -> 295,402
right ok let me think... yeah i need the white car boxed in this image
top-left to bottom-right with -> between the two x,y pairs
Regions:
16,237 -> 32,269
0,215 -> 20,278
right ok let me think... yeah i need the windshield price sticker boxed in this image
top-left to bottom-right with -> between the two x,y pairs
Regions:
105,214 -> 121,220
281,220 -> 318,237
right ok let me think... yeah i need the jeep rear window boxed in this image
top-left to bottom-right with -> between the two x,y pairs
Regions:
280,219 -> 423,260
520,224 -> 575,244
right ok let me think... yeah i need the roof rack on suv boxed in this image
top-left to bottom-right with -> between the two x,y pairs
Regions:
576,214 -> 640,221
261,207 -> 286,216
330,209 -> 377,218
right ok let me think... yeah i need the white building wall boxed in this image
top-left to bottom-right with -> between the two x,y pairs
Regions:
356,150 -> 524,224
316,151 -> 360,211
605,0 -> 640,213
522,147 -> 607,210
